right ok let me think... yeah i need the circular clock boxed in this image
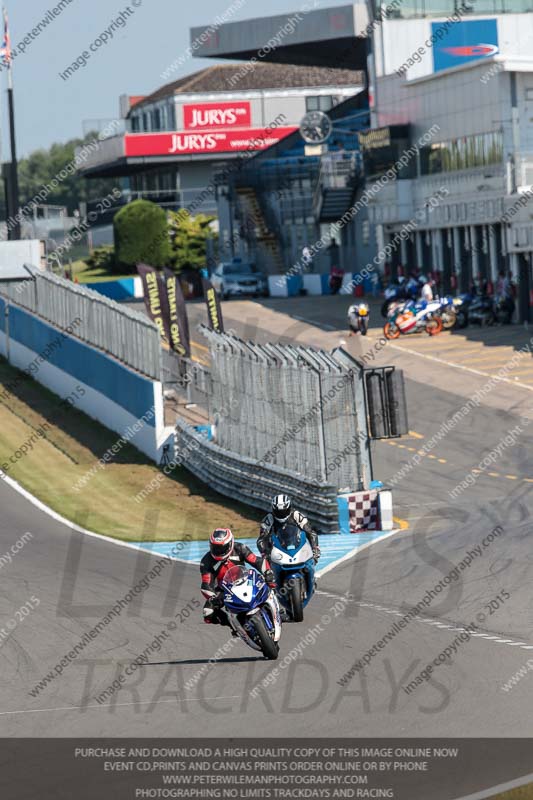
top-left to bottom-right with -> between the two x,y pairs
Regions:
299,110 -> 332,145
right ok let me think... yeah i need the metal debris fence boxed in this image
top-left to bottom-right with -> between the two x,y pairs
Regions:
199,326 -> 372,493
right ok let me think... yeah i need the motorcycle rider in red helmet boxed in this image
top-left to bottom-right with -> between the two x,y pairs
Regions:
200,528 -> 275,627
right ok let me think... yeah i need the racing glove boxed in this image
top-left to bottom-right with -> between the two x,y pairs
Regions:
264,568 -> 276,588
312,546 -> 321,563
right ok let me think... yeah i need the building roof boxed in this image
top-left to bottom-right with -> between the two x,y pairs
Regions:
130,63 -> 364,110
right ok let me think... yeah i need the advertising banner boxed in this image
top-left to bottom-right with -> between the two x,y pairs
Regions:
183,100 -> 251,130
124,126 -> 298,157
136,263 -> 171,343
432,18 -> 498,72
163,267 -> 191,358
202,277 -> 224,333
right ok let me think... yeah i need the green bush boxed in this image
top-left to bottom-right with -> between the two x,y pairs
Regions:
113,199 -> 171,268
168,209 -> 217,271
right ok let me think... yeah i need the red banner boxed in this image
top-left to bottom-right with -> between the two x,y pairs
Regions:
183,101 -> 251,130
124,127 -> 298,157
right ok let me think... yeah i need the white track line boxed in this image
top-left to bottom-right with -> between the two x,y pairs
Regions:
388,342 -> 533,392
454,771 -> 533,800
316,528 -> 401,578
0,695 -> 242,717
0,473 -> 403,578
316,591 -> 533,654
0,472 -> 194,566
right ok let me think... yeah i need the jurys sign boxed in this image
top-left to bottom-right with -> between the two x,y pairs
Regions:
183,101 -> 251,130
124,127 -> 298,157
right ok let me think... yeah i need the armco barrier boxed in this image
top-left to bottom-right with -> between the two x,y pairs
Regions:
175,418 -> 340,533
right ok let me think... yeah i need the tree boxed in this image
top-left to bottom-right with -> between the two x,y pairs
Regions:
17,132 -> 116,215
168,210 -> 218,272
114,199 -> 171,268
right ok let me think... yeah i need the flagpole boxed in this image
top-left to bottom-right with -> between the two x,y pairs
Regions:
4,8 -> 19,239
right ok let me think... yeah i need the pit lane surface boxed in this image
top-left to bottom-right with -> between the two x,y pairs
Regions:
1,296 -> 532,739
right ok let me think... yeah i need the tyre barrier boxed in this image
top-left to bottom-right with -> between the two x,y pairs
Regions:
175,419 -> 340,533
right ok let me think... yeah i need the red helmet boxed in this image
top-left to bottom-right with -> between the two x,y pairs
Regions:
209,528 -> 234,561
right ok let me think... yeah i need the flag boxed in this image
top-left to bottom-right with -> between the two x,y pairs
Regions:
0,9 -> 11,68
137,263 -> 172,344
202,277 -> 224,334
163,268 -> 191,358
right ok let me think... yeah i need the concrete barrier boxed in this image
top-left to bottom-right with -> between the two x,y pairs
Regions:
267,275 -> 303,297
0,296 -> 172,462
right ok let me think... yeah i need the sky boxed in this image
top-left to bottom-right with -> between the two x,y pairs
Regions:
6,0 -> 347,159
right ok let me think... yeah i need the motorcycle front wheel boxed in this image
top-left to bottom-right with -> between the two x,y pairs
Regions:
360,319 -> 368,336
441,309 -> 457,330
250,613 -> 279,660
384,321 -> 400,340
289,576 -> 304,623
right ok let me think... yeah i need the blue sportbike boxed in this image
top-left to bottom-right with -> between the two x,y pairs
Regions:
221,565 -> 282,659
269,524 -> 316,622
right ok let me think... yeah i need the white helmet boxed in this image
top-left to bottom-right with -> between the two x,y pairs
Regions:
272,494 -> 291,523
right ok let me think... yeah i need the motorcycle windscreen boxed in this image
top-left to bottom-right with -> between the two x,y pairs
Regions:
276,524 -> 304,550
221,565 -> 249,589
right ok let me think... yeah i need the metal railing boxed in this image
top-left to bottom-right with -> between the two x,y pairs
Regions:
313,153 -> 362,217
199,326 -> 372,493
1,268 -> 162,381
162,349 -> 212,409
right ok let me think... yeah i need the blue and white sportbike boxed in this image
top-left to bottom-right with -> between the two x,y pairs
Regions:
269,524 -> 316,622
221,565 -> 282,659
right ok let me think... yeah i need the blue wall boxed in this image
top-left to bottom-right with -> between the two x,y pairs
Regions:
0,295 -> 5,332
85,278 -> 136,301
8,306 -> 156,424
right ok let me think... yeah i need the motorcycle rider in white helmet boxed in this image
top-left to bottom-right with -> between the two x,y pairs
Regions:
257,495 -> 321,564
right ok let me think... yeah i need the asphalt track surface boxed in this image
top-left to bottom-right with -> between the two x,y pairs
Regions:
1,296 -> 533,738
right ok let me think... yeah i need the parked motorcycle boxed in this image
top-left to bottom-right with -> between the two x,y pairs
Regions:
348,302 -> 369,335
436,294 -> 458,329
452,292 -> 515,328
467,294 -> 497,327
221,565 -> 282,659
381,277 -> 420,318
384,300 -> 443,339
269,524 -> 316,623
451,293 -> 472,328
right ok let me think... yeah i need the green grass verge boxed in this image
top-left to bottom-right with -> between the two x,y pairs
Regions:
72,259 -> 137,284
0,358 -> 261,543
